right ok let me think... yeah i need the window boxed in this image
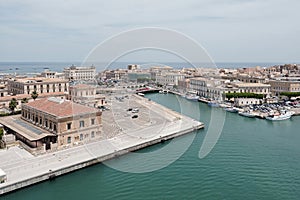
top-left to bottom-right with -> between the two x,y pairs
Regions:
91,131 -> 95,138
53,124 -> 57,132
67,136 -> 71,144
80,134 -> 83,141
80,120 -> 85,128
91,118 -> 95,125
67,122 -> 72,130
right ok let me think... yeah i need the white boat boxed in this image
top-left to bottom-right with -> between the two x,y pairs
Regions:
224,107 -> 238,113
159,90 -> 168,94
238,110 -> 256,118
265,111 -> 294,121
208,101 -> 220,107
185,94 -> 199,101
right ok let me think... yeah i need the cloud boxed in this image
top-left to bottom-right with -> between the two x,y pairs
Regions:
0,0 -> 299,62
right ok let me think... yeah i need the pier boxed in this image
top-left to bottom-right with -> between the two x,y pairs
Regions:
0,94 -> 203,195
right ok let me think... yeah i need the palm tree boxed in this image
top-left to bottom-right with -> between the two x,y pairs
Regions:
31,91 -> 39,100
21,97 -> 28,104
9,98 -> 18,113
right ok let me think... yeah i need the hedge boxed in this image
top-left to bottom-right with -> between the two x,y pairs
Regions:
225,92 -> 264,99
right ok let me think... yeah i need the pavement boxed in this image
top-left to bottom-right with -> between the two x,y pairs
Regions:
0,94 -> 203,192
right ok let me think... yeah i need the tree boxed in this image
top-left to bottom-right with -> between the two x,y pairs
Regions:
31,90 -> 39,100
21,97 -> 28,104
9,98 -> 18,113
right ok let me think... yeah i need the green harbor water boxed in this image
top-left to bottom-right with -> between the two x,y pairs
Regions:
3,93 -> 300,199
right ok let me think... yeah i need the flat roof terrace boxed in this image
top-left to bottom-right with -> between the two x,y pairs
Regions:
0,115 -> 55,142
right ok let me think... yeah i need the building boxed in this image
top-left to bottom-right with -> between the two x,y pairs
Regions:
156,73 -> 185,86
269,79 -> 300,96
189,77 -> 238,101
234,98 -> 263,107
232,82 -> 271,96
68,84 -> 106,107
38,70 -> 65,79
64,65 -> 96,81
7,77 -> 69,95
21,97 -> 102,149
0,92 -> 66,111
128,64 -> 140,70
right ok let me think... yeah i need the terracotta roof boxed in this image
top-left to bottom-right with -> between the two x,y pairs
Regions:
24,98 -> 99,117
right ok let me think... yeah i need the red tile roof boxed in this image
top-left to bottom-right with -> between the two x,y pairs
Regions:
24,98 -> 100,117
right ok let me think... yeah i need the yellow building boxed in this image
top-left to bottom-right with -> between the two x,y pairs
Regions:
21,97 -> 102,149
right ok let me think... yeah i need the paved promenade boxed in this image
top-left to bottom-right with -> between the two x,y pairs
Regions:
0,94 -> 203,194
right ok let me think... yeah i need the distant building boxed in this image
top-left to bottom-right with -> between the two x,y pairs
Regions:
156,73 -> 185,86
234,98 -> 263,107
100,69 -> 128,81
128,64 -> 140,70
232,82 -> 271,96
189,77 -> 238,101
38,70 -> 65,79
269,79 -> 300,96
68,84 -> 106,107
7,77 -> 69,95
0,92 -> 66,111
63,65 -> 96,81
21,97 -> 102,149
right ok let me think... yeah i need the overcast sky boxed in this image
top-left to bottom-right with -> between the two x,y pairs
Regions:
0,0 -> 299,63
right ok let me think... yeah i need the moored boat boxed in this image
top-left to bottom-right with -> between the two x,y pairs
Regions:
265,111 -> 294,121
238,110 -> 256,118
185,94 -> 199,101
224,107 -> 238,113
208,101 -> 219,107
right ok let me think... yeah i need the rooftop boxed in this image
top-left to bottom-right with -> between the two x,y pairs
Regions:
24,97 -> 100,118
70,84 -> 96,89
10,77 -> 68,84
233,82 -> 271,87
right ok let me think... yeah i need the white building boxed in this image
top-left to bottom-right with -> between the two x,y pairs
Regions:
234,98 -> 262,106
189,77 -> 238,101
7,77 -> 69,95
64,66 -> 96,81
156,73 -> 185,86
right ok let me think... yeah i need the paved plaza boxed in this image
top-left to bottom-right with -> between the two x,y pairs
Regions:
0,94 -> 203,194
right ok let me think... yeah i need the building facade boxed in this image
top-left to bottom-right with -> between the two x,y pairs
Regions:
156,73 -> 185,86
64,66 -> 96,81
7,77 -> 69,95
21,97 -> 102,148
68,84 -> 106,107
269,79 -> 300,96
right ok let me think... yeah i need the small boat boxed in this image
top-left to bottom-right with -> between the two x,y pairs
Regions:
137,93 -> 145,97
265,111 -> 294,121
224,107 -> 238,113
238,110 -> 256,118
185,94 -> 199,101
159,90 -> 168,94
208,101 -> 219,107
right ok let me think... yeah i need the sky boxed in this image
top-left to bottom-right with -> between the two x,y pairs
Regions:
0,0 -> 299,63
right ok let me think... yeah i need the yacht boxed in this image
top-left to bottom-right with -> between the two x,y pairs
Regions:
238,110 -> 256,118
185,94 -> 199,101
208,101 -> 220,107
265,111 -> 294,121
224,107 -> 238,113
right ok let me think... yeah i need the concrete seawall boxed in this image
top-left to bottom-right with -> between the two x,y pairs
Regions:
0,108 -> 204,195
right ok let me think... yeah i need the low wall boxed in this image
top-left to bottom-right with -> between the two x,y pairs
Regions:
0,123 -> 204,195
